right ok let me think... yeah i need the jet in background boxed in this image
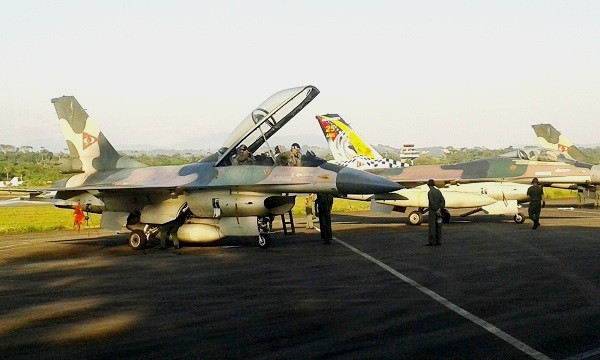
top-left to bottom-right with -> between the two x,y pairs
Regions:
21,86 -> 399,249
0,177 -> 23,188
316,114 -> 600,225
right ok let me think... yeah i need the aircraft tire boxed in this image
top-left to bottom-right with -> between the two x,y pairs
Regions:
514,213 -> 525,224
407,211 -> 423,226
441,209 -> 451,223
257,233 -> 271,249
129,230 -> 147,250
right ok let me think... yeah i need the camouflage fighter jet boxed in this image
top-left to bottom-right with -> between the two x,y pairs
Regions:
25,86 -> 399,249
316,114 -> 600,225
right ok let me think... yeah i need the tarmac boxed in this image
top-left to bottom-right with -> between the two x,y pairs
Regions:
1,202 -> 599,359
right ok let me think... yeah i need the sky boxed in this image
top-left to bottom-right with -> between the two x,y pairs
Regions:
1,0 -> 599,152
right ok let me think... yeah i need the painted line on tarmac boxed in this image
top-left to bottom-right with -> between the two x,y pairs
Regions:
557,208 -> 600,216
316,227 -> 551,360
564,346 -> 600,360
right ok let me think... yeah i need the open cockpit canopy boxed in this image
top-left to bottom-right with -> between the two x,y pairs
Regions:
214,86 -> 319,166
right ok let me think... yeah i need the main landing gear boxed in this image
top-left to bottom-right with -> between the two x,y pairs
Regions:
408,211 -> 424,226
128,229 -> 147,250
513,213 -> 525,224
407,208 -> 451,226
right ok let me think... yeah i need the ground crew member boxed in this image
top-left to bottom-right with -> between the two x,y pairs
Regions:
277,143 -> 302,166
315,193 -> 333,243
577,189 -> 583,208
427,179 -> 445,246
527,177 -> 544,229
73,203 -> 85,232
595,188 -> 600,209
305,194 -> 315,229
232,144 -> 255,165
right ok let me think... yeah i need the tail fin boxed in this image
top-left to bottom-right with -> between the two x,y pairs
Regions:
52,96 -> 146,173
9,177 -> 22,186
531,123 -> 592,163
316,114 -> 383,162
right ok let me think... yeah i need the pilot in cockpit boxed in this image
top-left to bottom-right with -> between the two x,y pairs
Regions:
277,143 -> 302,166
231,144 -> 255,165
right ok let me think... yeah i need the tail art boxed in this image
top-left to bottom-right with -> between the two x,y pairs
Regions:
531,124 -> 592,163
52,96 -> 146,173
316,114 -> 383,162
316,114 -> 409,170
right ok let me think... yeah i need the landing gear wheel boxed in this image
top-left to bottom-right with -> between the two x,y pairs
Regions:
441,209 -> 451,223
128,230 -> 147,250
514,213 -> 525,224
407,211 -> 423,226
257,233 -> 271,249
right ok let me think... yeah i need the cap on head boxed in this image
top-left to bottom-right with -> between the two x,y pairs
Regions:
427,179 -> 435,187
531,177 -> 539,185
291,143 -> 300,150
238,144 -> 248,153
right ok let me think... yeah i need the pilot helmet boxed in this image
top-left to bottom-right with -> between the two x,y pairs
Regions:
291,143 -> 301,150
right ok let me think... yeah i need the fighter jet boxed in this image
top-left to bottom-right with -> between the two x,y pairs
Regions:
316,114 -> 600,225
22,86 -> 399,249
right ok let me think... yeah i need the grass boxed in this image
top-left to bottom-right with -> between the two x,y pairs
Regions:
0,205 -> 101,235
543,188 -> 577,199
291,196 -> 370,216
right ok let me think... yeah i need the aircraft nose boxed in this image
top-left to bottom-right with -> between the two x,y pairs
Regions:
336,167 -> 401,195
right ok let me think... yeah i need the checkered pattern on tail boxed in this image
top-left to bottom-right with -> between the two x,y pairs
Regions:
334,155 -> 409,170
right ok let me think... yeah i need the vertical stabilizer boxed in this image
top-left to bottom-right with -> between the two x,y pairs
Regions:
316,114 -> 383,162
52,96 -> 146,173
531,124 -> 592,163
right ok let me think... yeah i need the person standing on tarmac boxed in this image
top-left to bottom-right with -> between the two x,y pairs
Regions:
277,143 -> 302,166
427,179 -> 445,246
305,194 -> 315,229
527,177 -> 544,229
315,193 -> 333,243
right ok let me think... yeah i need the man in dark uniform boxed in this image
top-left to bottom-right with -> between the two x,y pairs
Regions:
527,177 -> 544,229
315,193 -> 334,244
232,144 -> 255,165
427,179 -> 445,246
277,143 -> 302,166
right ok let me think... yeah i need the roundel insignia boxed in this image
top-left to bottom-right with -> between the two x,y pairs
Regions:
82,132 -> 99,150
510,165 -> 516,171
264,168 -> 271,175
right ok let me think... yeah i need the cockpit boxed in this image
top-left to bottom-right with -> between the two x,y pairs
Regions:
500,147 -> 570,163
203,86 -> 323,167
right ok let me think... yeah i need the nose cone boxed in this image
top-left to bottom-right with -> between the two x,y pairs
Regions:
336,167 -> 401,194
